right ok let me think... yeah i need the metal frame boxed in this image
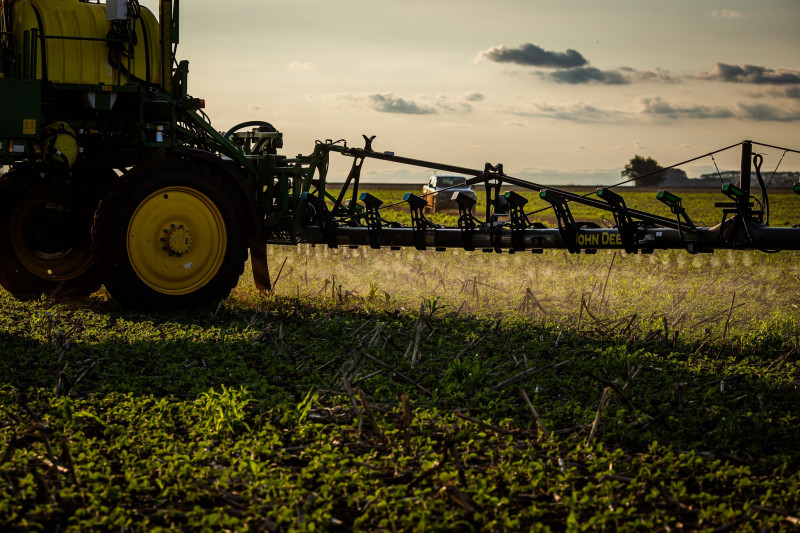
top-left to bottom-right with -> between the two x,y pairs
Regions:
273,139 -> 800,256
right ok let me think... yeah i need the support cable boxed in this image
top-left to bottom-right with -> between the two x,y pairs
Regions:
523,141 -> 745,220
711,154 -> 724,185
765,150 -> 787,190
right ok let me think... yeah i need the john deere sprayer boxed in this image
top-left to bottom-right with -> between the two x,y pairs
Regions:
1,0 -> 798,309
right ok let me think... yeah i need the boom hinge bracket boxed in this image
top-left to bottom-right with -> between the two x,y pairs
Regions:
404,193 -> 439,250
504,191 -> 541,252
597,187 -> 639,254
360,192 -> 384,249
453,191 -> 480,251
539,188 -> 581,253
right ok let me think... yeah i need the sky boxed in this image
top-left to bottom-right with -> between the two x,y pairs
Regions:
139,0 -> 800,185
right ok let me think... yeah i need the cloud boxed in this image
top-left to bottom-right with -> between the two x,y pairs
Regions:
739,103 -> 800,122
696,62 -> 800,85
430,95 -> 473,114
750,86 -> 800,100
775,86 -> 800,99
367,93 -> 437,115
509,101 -> 624,123
476,42 -> 683,87
287,61 -> 317,72
476,43 -> 588,68
620,67 -> 678,84
463,91 -> 486,102
547,67 -> 629,85
502,95 -> 800,125
361,93 -> 482,115
711,9 -> 744,19
638,97 -> 735,119
639,96 -> 800,122
542,66 -> 677,85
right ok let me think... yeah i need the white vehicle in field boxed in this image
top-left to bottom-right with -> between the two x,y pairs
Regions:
421,174 -> 477,213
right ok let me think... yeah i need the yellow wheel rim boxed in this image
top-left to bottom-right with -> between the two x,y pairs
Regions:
127,186 -> 227,295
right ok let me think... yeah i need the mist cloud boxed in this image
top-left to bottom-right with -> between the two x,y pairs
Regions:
711,9 -> 744,19
287,61 -> 317,72
477,43 -> 588,68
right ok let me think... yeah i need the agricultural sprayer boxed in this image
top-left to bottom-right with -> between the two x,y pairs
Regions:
0,0 -> 798,308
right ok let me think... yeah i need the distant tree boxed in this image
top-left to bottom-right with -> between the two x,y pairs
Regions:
622,155 -> 665,187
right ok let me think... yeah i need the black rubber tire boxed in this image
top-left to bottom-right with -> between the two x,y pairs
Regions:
0,165 -> 109,300
92,159 -> 248,309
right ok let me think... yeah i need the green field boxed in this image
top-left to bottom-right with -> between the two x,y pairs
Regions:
1,190 -> 799,531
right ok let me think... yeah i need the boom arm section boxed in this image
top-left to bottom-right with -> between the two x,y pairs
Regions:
254,138 -> 800,255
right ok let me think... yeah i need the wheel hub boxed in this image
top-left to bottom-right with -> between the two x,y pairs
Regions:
161,224 -> 193,256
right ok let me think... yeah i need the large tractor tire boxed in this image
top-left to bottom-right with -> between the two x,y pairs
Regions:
92,159 -> 248,308
0,165 -> 109,299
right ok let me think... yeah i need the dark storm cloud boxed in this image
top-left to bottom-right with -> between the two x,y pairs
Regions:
367,94 -> 437,115
697,62 -> 800,85
477,43 -> 588,68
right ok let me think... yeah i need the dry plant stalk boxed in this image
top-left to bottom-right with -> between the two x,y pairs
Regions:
357,387 -> 383,438
599,251 -> 617,310
519,387 -> 549,439
722,292 -> 736,341
269,256 -> 289,294
453,410 -> 511,436
518,287 -> 548,318
409,302 -> 425,368
360,351 -> 432,397
401,393 -> 412,452
341,376 -> 362,433
489,359 -> 570,393
586,386 -> 612,447
440,484 -> 480,514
